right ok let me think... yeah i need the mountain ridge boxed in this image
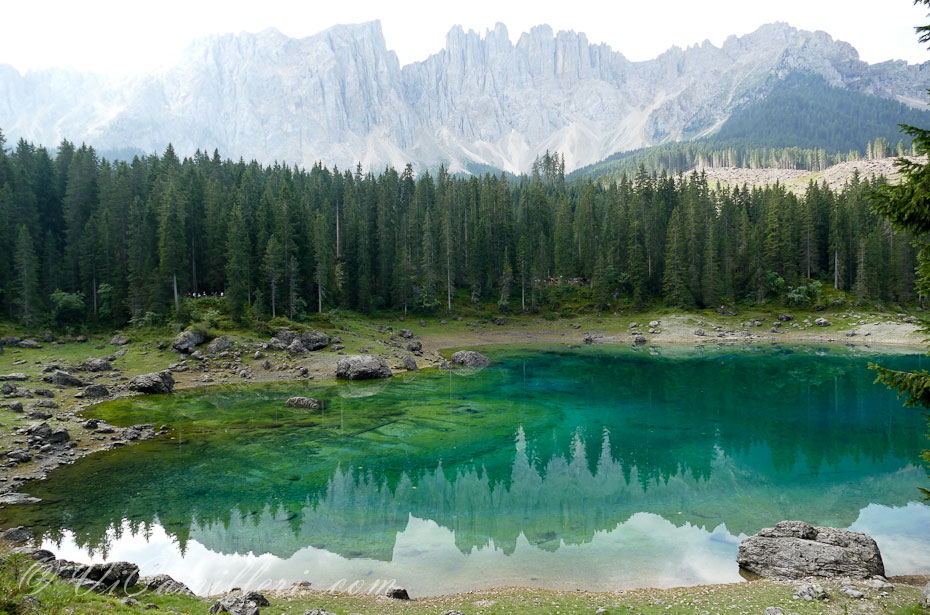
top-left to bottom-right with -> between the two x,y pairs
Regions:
1,20 -> 928,173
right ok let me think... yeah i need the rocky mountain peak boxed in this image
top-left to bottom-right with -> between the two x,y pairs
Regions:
0,21 -> 926,174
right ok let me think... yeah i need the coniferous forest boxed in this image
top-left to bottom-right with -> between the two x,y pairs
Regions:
0,129 -> 919,329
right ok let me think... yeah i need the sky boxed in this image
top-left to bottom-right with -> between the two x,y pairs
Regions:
2,0 -> 929,76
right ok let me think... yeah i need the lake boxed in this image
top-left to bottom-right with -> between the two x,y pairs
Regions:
2,344 -> 928,596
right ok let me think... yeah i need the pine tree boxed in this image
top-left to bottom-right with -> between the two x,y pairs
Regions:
262,236 -> 284,319
225,204 -> 250,322
13,224 -> 40,325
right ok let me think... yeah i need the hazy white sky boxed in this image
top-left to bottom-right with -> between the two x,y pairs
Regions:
2,0 -> 929,76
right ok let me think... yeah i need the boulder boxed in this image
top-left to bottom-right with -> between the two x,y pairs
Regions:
814,318 -> 832,327
385,587 -> 410,600
83,384 -> 110,399
10,546 -> 55,562
27,421 -> 53,439
128,370 -> 175,394
694,329 -> 705,336
285,397 -> 322,410
209,591 -> 270,615
0,526 -> 34,545
399,329 -> 414,339
171,329 -> 206,353
402,355 -> 418,371
0,493 -> 40,505
287,339 -> 307,356
110,334 -> 130,346
921,581 -> 930,608
140,573 -> 194,595
273,328 -> 297,345
48,559 -> 140,590
206,336 -> 232,354
406,340 -> 422,352
17,339 -> 43,349
737,520 -> 884,579
335,355 -> 392,380
493,317 -> 507,326
777,313 -> 794,322
48,428 -> 70,444
633,334 -> 647,346
81,357 -> 112,372
0,373 -> 28,381
793,583 -> 829,601
42,370 -> 85,387
6,449 -> 31,462
449,350 -> 491,367
299,331 -> 330,351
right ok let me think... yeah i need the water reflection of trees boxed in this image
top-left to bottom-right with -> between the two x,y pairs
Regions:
3,347 -> 926,562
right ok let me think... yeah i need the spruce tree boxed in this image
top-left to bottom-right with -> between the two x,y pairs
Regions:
13,224 -> 40,325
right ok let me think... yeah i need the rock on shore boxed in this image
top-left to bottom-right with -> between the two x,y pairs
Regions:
335,356 -> 392,380
449,350 -> 491,367
128,370 -> 175,394
737,520 -> 884,579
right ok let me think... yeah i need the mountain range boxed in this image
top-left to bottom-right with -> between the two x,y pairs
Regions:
1,21 -> 928,174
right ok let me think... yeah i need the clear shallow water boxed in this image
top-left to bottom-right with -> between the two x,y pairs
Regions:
2,344 -> 929,595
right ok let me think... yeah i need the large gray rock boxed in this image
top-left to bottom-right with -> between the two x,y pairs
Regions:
335,355 -> 392,380
209,591 -> 270,615
83,384 -> 110,398
737,520 -> 884,579
287,339 -> 307,356
206,336 -> 232,354
0,373 -> 28,381
80,357 -> 112,372
449,350 -> 491,367
140,573 -> 194,595
17,339 -> 43,349
42,370 -> 85,387
128,370 -> 175,394
171,329 -> 206,353
299,331 -> 330,350
47,559 -> 140,590
921,581 -> 930,608
0,526 -> 34,544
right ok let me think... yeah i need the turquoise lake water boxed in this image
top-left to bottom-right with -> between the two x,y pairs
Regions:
2,344 -> 928,595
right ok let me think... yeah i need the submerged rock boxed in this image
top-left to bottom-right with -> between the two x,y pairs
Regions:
285,397 -> 322,410
449,350 -> 491,367
128,370 -> 175,394
335,355 -> 392,380
0,526 -> 34,545
737,520 -> 884,579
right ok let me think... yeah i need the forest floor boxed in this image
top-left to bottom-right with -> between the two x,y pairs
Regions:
0,306 -> 928,613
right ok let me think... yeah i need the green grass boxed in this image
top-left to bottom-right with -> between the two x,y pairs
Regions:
0,547 -> 926,615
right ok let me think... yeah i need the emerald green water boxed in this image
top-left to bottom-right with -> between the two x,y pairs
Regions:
2,344 -> 928,595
